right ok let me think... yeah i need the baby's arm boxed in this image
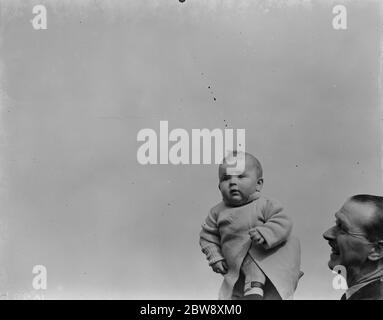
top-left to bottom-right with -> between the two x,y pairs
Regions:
199,209 -> 226,267
251,198 -> 292,250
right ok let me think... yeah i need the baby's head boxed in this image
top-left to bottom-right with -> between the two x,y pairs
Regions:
218,151 -> 263,207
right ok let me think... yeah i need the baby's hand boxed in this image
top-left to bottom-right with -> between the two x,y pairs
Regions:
249,228 -> 265,245
211,260 -> 228,274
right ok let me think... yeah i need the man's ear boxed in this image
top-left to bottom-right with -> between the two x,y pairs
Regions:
255,178 -> 264,192
368,241 -> 383,261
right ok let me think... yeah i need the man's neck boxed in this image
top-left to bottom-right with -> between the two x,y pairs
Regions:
347,263 -> 383,287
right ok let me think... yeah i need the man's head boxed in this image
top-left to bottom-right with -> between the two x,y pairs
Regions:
323,195 -> 383,283
218,151 -> 263,207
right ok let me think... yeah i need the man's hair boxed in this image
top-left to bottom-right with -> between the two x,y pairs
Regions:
350,194 -> 383,242
222,151 -> 263,178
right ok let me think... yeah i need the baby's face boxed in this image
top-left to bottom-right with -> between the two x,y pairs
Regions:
218,160 -> 262,206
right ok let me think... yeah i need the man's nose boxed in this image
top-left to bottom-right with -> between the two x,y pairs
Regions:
323,226 -> 336,241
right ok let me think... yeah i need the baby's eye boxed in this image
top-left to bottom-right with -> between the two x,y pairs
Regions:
238,175 -> 245,178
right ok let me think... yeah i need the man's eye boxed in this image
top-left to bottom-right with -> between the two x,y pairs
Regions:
337,224 -> 346,233
335,221 -> 344,232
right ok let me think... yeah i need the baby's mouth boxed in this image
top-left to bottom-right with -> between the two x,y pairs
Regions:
230,190 -> 241,196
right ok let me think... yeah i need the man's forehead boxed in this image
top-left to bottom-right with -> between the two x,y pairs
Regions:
334,210 -> 350,226
336,200 -> 376,228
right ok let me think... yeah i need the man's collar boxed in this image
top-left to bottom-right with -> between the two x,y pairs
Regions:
345,277 -> 383,300
345,268 -> 383,299
345,279 -> 376,299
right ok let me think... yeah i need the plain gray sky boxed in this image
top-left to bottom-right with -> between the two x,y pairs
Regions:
0,0 -> 382,299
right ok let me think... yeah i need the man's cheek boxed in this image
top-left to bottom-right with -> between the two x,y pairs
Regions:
339,247 -> 362,265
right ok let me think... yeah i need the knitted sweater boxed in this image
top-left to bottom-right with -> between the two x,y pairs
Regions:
199,195 -> 301,300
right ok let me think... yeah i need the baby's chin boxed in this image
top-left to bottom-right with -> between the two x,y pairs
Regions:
224,195 -> 247,207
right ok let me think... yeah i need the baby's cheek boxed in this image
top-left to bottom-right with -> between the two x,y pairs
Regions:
220,183 -> 228,192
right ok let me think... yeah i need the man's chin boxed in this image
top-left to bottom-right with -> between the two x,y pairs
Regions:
328,254 -> 341,270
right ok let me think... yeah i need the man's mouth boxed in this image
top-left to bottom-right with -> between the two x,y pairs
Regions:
329,242 -> 340,255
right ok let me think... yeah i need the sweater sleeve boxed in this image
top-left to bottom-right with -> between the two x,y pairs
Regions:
199,208 -> 225,266
254,198 -> 292,250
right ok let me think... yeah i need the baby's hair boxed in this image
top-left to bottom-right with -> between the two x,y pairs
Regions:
222,151 -> 263,178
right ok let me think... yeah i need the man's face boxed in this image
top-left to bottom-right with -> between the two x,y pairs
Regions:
218,160 -> 262,206
322,200 -> 376,270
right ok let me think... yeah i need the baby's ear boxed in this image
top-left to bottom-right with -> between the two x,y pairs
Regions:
256,178 -> 264,191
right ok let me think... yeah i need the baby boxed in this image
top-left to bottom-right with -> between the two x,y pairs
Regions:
199,151 -> 302,300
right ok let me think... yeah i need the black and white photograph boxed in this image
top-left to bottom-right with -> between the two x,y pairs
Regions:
0,0 -> 383,303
